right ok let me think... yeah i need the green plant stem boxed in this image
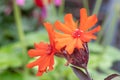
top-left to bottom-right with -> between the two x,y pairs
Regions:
96,17 -> 107,44
13,0 -> 28,79
97,5 -> 119,45
82,0 -> 89,15
58,0 -> 65,16
102,8 -> 119,46
92,0 -> 103,15
52,1 -> 57,17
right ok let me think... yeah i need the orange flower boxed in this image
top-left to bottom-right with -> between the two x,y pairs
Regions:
27,22 -> 56,76
55,8 -> 101,54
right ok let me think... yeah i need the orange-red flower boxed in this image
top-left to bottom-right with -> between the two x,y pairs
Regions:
55,8 -> 101,54
27,22 -> 56,76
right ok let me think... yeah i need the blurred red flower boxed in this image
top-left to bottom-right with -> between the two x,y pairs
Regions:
34,0 -> 51,8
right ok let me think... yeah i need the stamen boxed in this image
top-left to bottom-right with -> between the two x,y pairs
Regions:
46,45 -> 52,54
72,29 -> 83,38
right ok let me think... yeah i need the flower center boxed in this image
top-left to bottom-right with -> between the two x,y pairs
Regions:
47,45 -> 53,54
72,29 -> 83,38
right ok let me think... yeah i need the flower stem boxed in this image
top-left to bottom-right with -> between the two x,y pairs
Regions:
82,0 -> 90,15
92,0 -> 103,15
13,0 -> 29,79
71,65 -> 92,80
58,0 -> 65,16
84,68 -> 92,80
13,0 -> 27,65
51,1 -> 57,17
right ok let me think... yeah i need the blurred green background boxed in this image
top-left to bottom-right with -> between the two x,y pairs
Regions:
0,0 -> 120,80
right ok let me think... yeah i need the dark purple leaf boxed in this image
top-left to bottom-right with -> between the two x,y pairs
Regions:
71,66 -> 92,80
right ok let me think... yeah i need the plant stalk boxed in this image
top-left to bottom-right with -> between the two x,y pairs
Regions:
82,0 -> 90,15
58,0 -> 65,16
13,0 -> 28,79
92,0 -> 103,15
84,68 -> 92,80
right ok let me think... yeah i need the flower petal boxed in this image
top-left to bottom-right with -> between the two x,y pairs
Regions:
81,33 -> 97,42
55,20 -> 73,34
64,14 -> 76,30
87,25 -> 101,34
34,42 -> 48,50
55,36 -> 73,50
37,54 -> 54,73
36,70 -> 44,76
65,39 -> 77,54
44,22 -> 54,46
38,55 -> 50,69
76,38 -> 83,49
55,31 -> 71,38
27,53 -> 54,76
28,49 -> 46,57
81,14 -> 98,31
48,54 -> 54,71
27,58 -> 42,68
79,8 -> 87,29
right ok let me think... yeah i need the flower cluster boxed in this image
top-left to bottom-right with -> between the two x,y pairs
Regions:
27,8 -> 101,76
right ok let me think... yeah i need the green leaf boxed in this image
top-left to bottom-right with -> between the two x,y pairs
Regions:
25,29 -> 48,46
21,0 -> 34,10
0,71 -> 22,80
0,43 -> 22,70
22,17 -> 37,32
89,43 -> 103,53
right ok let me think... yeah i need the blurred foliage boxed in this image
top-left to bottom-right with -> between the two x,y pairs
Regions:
0,0 -> 120,80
